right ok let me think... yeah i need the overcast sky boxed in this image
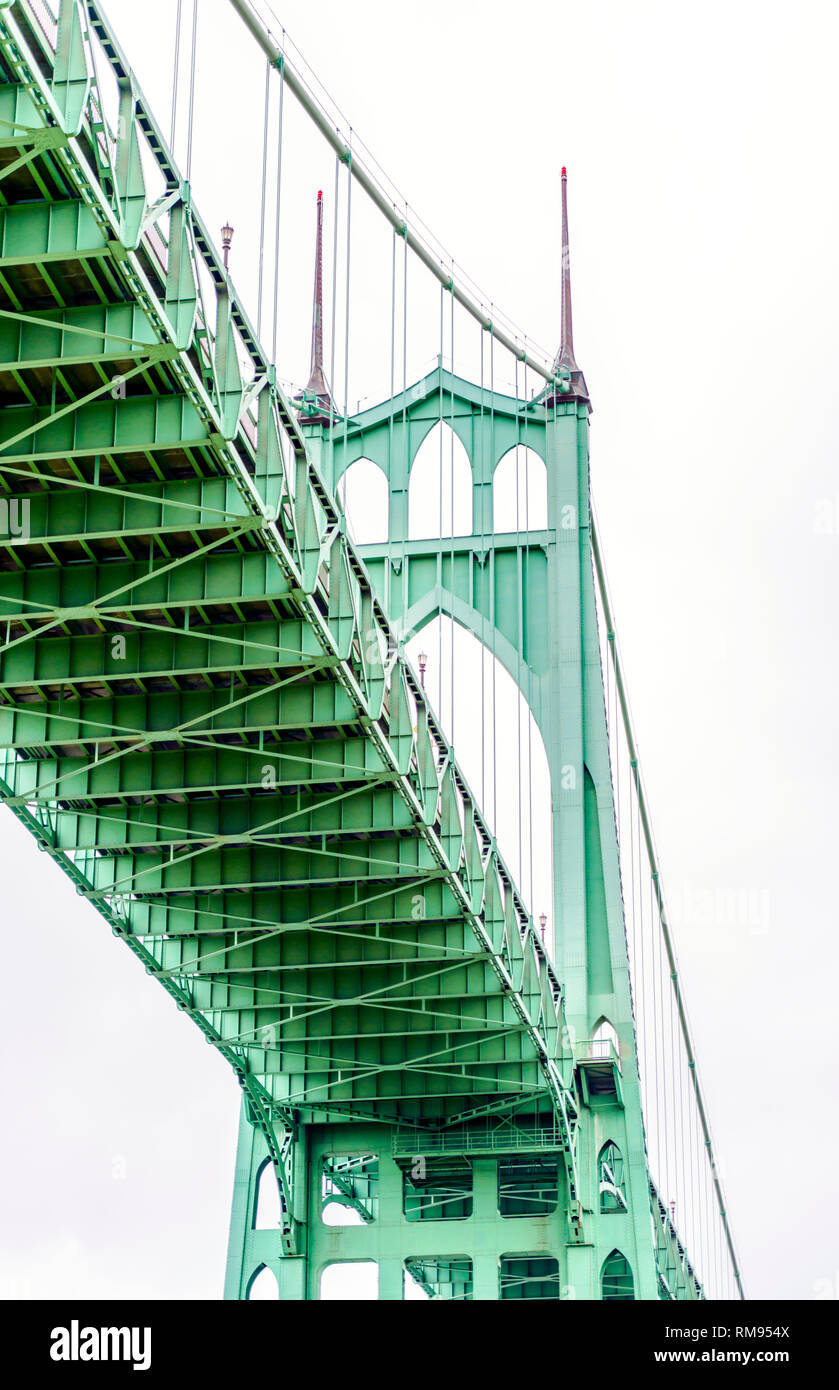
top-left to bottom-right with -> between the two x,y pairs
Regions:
1,0 -> 837,1302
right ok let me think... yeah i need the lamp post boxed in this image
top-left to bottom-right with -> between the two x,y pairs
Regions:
418,651 -> 428,689
221,222 -> 234,270
539,912 -> 547,944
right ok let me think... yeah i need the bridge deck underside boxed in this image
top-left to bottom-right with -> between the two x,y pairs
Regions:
0,5 -> 571,1147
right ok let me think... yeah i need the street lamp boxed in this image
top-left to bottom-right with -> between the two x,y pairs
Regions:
418,651 -> 428,689
221,222 -> 234,270
539,912 -> 547,944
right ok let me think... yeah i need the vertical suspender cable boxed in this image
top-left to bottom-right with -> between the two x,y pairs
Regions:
489,319 -> 497,837
170,0 -> 183,151
400,209 -> 408,620
329,155 -> 339,439
686,1040 -> 697,1281
672,936 -> 681,1243
257,62 -> 270,338
514,362 -> 523,893
692,1072 -> 705,1288
478,325 -> 487,813
648,802 -> 661,1186
185,0 -> 198,181
523,361 -> 535,919
344,147 -> 353,418
449,279 -> 455,751
381,226 -> 396,618
341,145 -> 352,523
326,158 -> 338,518
676,985 -> 687,1258
271,59 -> 285,365
437,285 -> 444,720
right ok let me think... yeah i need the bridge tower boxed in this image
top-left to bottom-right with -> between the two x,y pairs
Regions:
224,174 -> 679,1301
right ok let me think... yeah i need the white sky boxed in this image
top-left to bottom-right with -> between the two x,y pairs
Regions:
1,0 -> 837,1302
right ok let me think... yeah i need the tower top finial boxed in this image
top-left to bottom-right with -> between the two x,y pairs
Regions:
551,167 -> 589,404
297,190 -> 337,426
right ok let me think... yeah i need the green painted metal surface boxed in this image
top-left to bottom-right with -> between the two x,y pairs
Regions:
0,0 -> 708,1300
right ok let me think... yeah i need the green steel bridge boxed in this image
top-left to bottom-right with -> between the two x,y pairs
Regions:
0,0 -> 743,1301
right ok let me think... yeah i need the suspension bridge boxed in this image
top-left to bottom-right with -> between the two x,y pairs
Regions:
0,0 -> 743,1300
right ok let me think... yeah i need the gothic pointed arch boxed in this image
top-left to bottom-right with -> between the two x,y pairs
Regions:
493,445 -> 547,532
601,1249 -> 634,1301
247,1265 -> 279,1300
253,1157 -> 282,1230
405,615 -> 551,928
598,1141 -> 627,1213
592,1017 -> 620,1062
339,456 -> 388,544
409,420 -> 472,539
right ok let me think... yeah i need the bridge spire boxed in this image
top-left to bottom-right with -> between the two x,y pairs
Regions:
297,190 -> 336,424
551,167 -> 589,403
